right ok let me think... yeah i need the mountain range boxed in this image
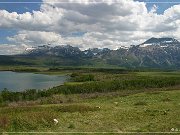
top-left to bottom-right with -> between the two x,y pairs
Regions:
0,37 -> 180,69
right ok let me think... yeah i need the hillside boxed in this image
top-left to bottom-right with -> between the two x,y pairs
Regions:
0,37 -> 180,69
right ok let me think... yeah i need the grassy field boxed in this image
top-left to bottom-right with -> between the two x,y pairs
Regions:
0,90 -> 179,132
0,67 -> 180,133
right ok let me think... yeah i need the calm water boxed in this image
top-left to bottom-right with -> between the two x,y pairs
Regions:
0,71 -> 68,91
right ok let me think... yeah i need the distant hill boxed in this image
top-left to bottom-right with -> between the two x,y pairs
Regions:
0,37 -> 180,69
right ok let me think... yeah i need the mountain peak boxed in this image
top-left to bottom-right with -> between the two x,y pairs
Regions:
140,37 -> 179,47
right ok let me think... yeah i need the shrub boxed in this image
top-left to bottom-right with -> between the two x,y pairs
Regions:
55,104 -> 98,112
71,74 -> 95,82
0,75 -> 179,104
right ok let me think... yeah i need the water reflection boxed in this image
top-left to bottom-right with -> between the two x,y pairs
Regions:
0,71 -> 68,91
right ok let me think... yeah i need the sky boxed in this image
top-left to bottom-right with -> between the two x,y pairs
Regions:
0,0 -> 180,55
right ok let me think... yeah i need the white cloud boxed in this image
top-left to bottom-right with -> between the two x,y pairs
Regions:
0,6 -> 64,31
0,0 -> 180,54
150,4 -> 158,13
7,31 -> 62,45
0,44 -> 28,55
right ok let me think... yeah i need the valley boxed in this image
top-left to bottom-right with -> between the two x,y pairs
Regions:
0,0 -> 180,133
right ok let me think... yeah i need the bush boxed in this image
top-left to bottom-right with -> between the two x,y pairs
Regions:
71,74 -> 95,82
55,104 -> 98,112
0,76 -> 179,104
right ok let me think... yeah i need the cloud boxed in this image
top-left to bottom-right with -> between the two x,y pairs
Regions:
0,44 -> 28,55
7,31 -> 62,45
0,0 -> 180,54
150,4 -> 158,13
0,7 -> 64,31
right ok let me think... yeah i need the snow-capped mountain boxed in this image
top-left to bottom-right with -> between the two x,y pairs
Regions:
23,45 -> 84,57
140,37 -> 180,47
12,37 -> 180,69
83,48 -> 110,57
23,45 -> 110,58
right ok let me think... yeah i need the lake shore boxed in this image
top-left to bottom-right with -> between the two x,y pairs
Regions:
0,71 -> 68,91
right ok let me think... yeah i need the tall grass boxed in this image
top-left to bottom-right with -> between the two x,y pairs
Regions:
50,77 -> 179,94
0,72 -> 180,104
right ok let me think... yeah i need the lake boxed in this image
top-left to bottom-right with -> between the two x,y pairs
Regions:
0,71 -> 68,91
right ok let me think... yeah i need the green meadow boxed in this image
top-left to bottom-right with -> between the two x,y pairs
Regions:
0,67 -> 180,133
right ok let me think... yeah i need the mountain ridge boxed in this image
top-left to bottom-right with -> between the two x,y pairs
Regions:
1,37 -> 180,69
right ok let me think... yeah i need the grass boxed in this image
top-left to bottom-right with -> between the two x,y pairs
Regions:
136,71 -> 180,77
0,68 -> 180,132
0,90 -> 179,132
